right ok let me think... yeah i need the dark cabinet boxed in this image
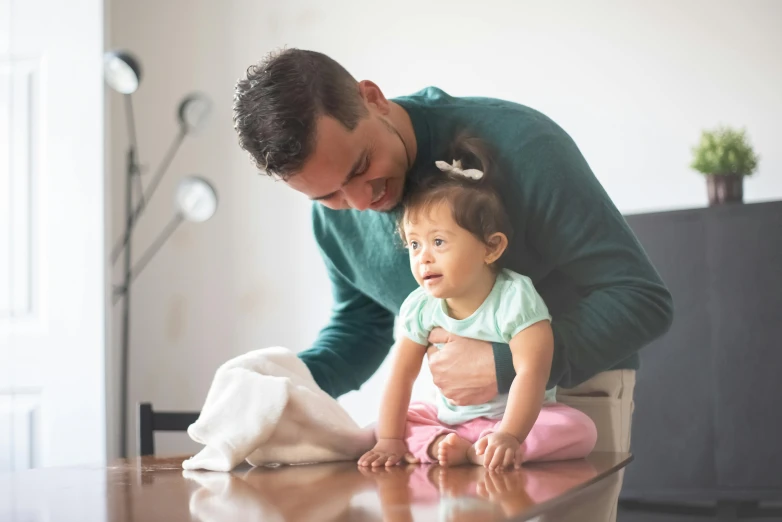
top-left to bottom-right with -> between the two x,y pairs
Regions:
622,201 -> 782,504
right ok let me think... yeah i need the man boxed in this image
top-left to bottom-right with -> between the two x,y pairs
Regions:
232,48 -> 672,483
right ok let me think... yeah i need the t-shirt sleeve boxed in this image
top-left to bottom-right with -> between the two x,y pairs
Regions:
398,287 -> 431,346
498,273 -> 552,343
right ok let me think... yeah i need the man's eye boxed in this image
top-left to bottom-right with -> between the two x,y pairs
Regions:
321,194 -> 341,205
358,157 -> 370,176
434,238 -> 444,246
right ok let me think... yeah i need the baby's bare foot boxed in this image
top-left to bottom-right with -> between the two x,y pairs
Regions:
437,434 -> 472,467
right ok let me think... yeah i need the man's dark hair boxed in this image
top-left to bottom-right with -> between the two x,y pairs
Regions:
233,48 -> 367,180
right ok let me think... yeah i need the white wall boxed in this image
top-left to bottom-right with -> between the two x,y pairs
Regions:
108,0 -> 782,456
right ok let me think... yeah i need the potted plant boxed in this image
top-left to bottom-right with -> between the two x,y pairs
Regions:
690,125 -> 759,206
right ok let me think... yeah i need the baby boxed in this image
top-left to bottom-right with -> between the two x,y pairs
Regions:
358,135 -> 597,470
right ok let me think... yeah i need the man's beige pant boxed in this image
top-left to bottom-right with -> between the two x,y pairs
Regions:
543,369 -> 637,522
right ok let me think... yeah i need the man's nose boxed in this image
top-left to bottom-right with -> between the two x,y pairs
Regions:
342,183 -> 372,211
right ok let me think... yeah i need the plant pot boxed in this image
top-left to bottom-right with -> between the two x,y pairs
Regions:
706,174 -> 744,206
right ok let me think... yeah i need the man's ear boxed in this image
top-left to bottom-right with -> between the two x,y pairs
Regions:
485,232 -> 509,265
358,80 -> 390,115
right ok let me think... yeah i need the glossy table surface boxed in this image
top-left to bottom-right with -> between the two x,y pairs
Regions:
1,452 -> 632,521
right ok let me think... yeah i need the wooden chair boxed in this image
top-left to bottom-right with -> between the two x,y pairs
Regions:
137,402 -> 200,456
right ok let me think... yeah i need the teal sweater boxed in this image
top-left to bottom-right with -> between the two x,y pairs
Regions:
298,87 -> 673,398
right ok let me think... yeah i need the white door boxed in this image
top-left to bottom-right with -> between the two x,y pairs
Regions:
0,0 -> 106,470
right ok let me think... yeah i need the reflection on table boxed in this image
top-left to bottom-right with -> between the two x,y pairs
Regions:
0,452 -> 630,522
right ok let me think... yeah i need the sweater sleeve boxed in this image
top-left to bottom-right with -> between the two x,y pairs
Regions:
513,134 -> 674,389
493,343 -> 516,394
297,212 -> 396,399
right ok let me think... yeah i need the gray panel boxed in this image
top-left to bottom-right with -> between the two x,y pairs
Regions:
622,201 -> 782,501
708,205 -> 782,489
623,212 -> 717,494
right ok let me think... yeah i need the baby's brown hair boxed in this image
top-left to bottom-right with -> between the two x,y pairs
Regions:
398,134 -> 512,262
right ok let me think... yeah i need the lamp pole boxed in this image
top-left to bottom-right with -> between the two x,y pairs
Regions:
119,147 -> 132,459
119,92 -> 141,459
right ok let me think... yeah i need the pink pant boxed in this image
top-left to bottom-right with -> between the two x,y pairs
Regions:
404,401 -> 598,464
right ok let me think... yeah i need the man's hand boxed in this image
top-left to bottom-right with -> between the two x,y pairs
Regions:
426,327 -> 499,406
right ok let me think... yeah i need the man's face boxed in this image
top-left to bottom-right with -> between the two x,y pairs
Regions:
285,99 -> 410,212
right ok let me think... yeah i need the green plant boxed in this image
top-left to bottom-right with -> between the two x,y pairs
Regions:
690,126 -> 759,176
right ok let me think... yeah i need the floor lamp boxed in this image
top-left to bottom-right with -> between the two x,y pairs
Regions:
104,50 -> 219,458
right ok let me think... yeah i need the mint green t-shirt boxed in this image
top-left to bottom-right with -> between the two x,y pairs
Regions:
399,268 -> 556,426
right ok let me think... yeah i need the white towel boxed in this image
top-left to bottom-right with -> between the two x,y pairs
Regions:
182,346 -> 376,471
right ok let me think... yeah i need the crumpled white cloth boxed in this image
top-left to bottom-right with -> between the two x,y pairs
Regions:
181,346 -> 375,471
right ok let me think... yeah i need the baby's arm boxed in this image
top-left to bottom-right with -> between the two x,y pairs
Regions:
502,320 -> 554,438
476,320 -> 554,469
358,336 -> 427,467
377,336 -> 428,439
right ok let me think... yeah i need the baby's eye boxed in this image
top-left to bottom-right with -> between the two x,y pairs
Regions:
409,241 -> 419,250
434,238 -> 444,247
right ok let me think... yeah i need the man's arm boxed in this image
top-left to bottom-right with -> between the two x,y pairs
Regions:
492,343 -> 516,394
298,253 -> 396,398
509,133 -> 674,389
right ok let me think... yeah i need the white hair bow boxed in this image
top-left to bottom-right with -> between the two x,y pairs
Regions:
435,159 -> 484,180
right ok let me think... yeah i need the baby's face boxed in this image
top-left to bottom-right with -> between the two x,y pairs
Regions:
403,203 -> 491,299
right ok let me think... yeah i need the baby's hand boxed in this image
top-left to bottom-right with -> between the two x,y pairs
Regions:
358,438 -> 419,468
474,432 -> 523,470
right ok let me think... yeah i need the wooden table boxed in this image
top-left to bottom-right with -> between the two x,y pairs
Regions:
1,452 -> 631,521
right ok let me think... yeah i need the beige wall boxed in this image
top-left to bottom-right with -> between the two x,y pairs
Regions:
107,0 -> 782,456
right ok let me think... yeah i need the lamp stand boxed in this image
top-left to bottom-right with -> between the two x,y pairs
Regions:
107,80 -> 214,459
117,92 -> 142,459
118,144 -> 140,459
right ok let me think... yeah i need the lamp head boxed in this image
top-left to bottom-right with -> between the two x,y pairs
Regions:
178,92 -> 212,134
103,50 -> 142,94
174,176 -> 218,223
